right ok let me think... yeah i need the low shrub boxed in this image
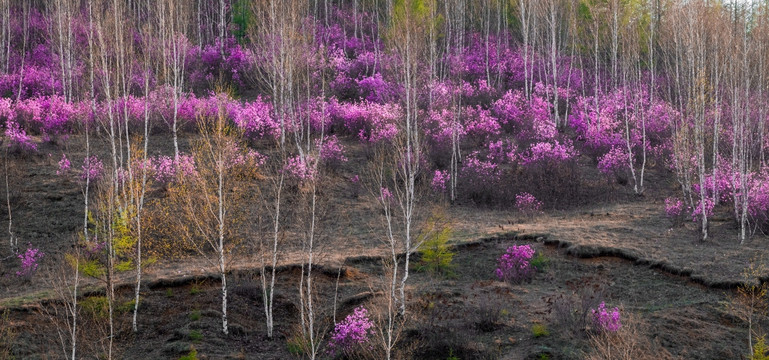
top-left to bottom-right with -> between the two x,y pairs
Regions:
16,245 -> 44,277
547,277 -> 607,334
178,346 -> 199,360
328,306 -> 374,356
495,244 -> 536,284
80,296 -> 109,320
590,302 -> 622,333
531,323 -> 550,338
416,213 -> 456,277
530,252 -> 550,271
752,336 -> 769,360
515,192 -> 543,217
586,312 -> 673,360
189,329 -> 203,343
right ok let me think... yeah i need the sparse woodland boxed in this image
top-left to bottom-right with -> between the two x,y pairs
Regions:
0,0 -> 769,359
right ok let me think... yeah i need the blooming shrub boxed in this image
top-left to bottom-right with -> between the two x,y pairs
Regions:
520,140 -> 577,166
146,154 -> 199,185
81,155 -> 104,183
464,105 -> 501,140
493,90 -> 555,141
329,100 -> 401,143
356,73 -> 393,103
317,135 -> 348,165
57,153 -> 71,176
691,197 -> 714,222
431,169 -> 449,193
590,302 -> 621,333
13,95 -> 76,141
283,155 -> 317,182
460,151 -> 502,203
378,187 -> 394,204
495,244 -> 536,284
424,108 -> 465,147
328,306 -> 374,356
17,245 -> 44,277
664,197 -> 684,219
515,192 -> 543,216
231,97 -> 279,139
748,172 -> 769,228
149,155 -> 177,184
5,120 -> 37,152
597,146 -> 629,176
227,146 -> 267,171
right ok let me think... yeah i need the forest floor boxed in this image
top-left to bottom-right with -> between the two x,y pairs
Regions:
1,233 -> 749,359
0,133 -> 766,359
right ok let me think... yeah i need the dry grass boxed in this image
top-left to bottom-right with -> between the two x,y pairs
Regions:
586,312 -> 674,360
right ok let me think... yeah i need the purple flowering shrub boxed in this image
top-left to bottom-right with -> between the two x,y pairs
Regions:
493,89 -> 555,141
515,192 -> 543,216
187,37 -> 255,90
460,151 -> 502,203
515,139 -> 581,207
4,120 -> 37,152
56,153 -> 71,176
283,155 -> 317,182
327,306 -> 374,356
690,197 -> 715,223
317,135 -> 348,167
431,170 -> 449,193
463,105 -> 501,141
519,140 -> 577,167
147,154 -> 198,185
495,244 -> 536,284
17,245 -> 44,277
748,169 -> 769,229
597,146 -> 631,184
81,155 -> 104,183
230,96 -> 279,139
664,197 -> 685,224
329,100 -> 401,143
590,302 -> 621,333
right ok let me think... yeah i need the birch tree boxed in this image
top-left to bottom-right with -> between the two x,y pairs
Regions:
169,100 -> 256,335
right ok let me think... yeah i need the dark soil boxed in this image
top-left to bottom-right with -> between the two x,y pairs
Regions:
0,236 -> 750,359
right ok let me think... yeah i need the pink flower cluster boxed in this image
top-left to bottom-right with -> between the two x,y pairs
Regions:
5,120 -> 37,151
493,89 -> 555,141
283,155 -> 317,182
424,108 -> 465,146
56,153 -> 71,176
328,306 -> 374,356
81,155 -> 104,182
230,96 -> 279,139
495,244 -> 536,284
515,192 -> 543,215
329,99 -> 401,143
431,170 -> 449,193
597,146 -> 629,176
591,302 -> 621,333
317,135 -> 348,164
230,149 -> 267,169
691,197 -> 715,222
464,105 -> 501,139
520,140 -> 577,166
664,197 -> 684,219
145,155 -> 198,184
378,187 -> 394,203
16,245 -> 44,277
